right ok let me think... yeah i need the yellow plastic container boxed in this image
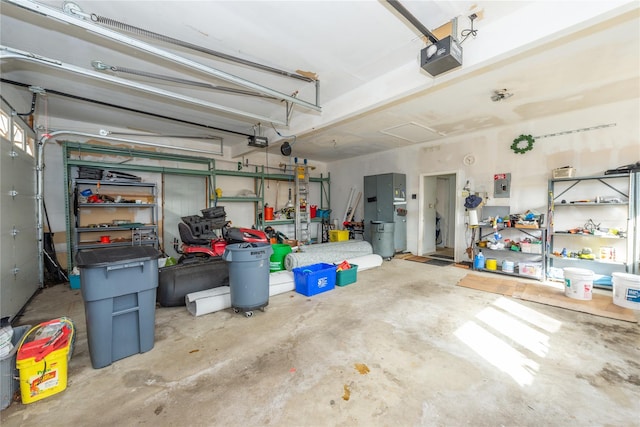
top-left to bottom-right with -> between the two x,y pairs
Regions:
16,318 -> 74,404
329,230 -> 349,242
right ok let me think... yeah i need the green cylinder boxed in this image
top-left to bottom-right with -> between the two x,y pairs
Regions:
270,244 -> 292,272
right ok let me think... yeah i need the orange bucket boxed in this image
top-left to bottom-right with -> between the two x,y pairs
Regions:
264,206 -> 274,221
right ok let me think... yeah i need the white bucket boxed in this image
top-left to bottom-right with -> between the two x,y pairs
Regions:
563,267 -> 593,300
502,260 -> 515,273
612,272 -> 640,310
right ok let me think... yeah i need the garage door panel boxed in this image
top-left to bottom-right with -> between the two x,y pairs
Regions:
5,195 -> 37,215
1,131 -> 39,323
10,176 -> 36,195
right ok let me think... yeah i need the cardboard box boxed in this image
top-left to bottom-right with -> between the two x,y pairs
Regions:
282,239 -> 299,248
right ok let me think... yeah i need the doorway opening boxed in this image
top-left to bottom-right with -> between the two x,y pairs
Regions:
418,172 -> 458,261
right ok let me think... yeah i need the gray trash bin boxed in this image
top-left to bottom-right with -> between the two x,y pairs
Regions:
371,221 -> 395,259
76,245 -> 161,369
222,243 -> 273,317
1,325 -> 30,410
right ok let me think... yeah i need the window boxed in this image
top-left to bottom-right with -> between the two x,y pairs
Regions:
0,111 -> 8,139
13,123 -> 24,150
26,136 -> 35,156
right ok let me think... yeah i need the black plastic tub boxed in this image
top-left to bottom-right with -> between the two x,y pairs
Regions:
158,257 -> 229,307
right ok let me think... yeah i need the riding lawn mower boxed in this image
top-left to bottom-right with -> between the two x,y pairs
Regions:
173,207 -> 268,263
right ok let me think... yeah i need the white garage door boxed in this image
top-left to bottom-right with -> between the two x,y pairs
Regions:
0,109 -> 39,323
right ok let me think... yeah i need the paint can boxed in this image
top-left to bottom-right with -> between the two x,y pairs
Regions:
485,259 -> 497,270
502,260 -> 515,273
563,267 -> 593,300
612,272 -> 640,310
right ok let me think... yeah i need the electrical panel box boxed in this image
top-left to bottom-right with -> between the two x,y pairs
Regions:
494,173 -> 511,198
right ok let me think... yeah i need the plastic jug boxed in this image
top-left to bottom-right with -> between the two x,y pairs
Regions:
473,250 -> 485,269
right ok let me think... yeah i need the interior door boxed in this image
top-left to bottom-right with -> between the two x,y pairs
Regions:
1,114 -> 39,323
420,175 -> 437,256
162,174 -> 207,259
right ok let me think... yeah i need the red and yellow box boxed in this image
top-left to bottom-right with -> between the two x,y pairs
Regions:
16,318 -> 74,404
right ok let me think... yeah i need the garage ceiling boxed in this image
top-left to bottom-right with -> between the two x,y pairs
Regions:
1,1 -> 638,162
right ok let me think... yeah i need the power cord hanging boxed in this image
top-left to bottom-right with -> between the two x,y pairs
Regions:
459,14 -> 478,44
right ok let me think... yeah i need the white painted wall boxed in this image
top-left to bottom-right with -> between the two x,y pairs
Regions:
327,98 -> 640,262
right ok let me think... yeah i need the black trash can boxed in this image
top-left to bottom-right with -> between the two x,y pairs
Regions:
222,243 -> 272,317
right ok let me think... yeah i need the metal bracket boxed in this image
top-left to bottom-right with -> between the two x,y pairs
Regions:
10,226 -> 19,237
12,266 -> 20,275
9,187 -> 18,198
9,150 -> 18,158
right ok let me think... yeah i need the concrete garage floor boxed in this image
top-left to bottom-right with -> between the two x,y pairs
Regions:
2,259 -> 639,426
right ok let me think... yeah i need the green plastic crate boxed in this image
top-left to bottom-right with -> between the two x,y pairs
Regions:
336,264 -> 358,287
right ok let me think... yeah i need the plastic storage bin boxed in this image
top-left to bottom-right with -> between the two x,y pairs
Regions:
336,264 -> 358,287
16,318 -> 74,404
1,325 -> 30,410
293,263 -> 337,296
329,230 -> 349,242
76,246 -> 161,369
270,244 -> 292,272
520,242 -> 542,254
519,262 -> 542,278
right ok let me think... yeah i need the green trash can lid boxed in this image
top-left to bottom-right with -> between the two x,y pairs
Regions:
76,246 -> 161,268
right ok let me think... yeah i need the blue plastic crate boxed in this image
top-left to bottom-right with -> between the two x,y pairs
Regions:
293,263 -> 337,296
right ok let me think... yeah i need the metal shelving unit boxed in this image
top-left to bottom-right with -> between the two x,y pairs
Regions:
63,141 -> 215,270
474,225 -> 547,281
62,141 -> 332,268
72,179 -> 158,254
210,165 -> 330,232
547,173 -> 638,285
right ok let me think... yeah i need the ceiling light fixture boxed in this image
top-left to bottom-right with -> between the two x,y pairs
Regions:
491,89 -> 513,102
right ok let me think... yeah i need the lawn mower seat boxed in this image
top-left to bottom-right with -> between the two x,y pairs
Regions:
178,222 -> 211,246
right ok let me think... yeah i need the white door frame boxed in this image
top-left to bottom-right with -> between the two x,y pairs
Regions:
418,170 -> 460,261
